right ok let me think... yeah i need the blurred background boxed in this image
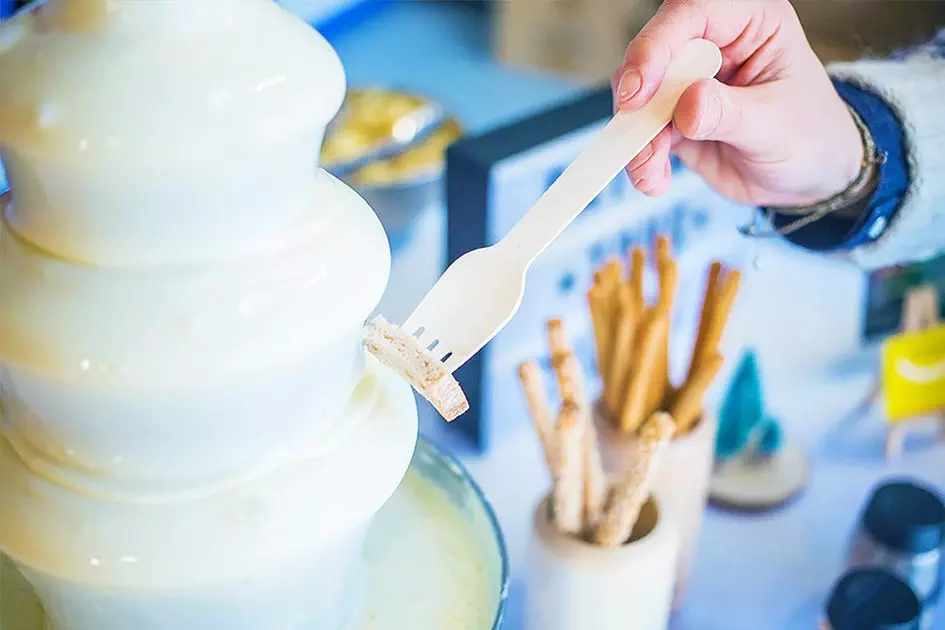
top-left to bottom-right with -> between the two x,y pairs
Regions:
315,3 -> 945,629
310,3 -> 945,629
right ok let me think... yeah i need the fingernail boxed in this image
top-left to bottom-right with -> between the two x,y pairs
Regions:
617,69 -> 642,104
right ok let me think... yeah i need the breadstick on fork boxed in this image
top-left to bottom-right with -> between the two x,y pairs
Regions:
671,352 -> 724,435
552,401 -> 586,535
619,311 -> 668,434
594,412 -> 676,547
517,361 -> 557,474
363,316 -> 469,422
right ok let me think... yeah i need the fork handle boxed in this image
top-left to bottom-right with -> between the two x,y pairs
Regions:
500,39 -> 723,266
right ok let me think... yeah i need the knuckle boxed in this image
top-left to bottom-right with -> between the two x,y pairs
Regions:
627,33 -> 659,64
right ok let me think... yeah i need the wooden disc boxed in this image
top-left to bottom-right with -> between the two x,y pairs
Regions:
709,442 -> 808,513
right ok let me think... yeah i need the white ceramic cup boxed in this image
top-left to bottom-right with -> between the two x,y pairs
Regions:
525,495 -> 679,630
594,406 -> 717,608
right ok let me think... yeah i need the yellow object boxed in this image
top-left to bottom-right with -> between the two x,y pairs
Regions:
320,88 -> 462,188
350,119 -> 462,187
881,323 -> 945,422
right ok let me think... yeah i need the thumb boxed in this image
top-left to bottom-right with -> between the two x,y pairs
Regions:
674,79 -> 772,149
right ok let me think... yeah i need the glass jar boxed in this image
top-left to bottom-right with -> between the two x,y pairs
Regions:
824,567 -> 922,630
848,480 -> 945,628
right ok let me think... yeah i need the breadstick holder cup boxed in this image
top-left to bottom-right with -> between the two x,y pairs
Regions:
525,495 -> 679,630
594,404 -> 717,608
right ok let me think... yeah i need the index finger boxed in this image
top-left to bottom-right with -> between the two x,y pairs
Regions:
615,0 -> 772,109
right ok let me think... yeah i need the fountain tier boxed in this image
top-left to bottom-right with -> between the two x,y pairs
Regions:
0,0 -> 346,266
0,360 -> 419,630
0,173 -> 389,485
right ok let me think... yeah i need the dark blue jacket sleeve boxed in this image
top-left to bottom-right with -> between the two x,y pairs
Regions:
766,79 -> 910,253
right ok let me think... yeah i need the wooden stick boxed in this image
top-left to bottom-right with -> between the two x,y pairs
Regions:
605,285 -> 638,420
671,352 -> 724,435
688,262 -> 723,381
588,284 -> 614,385
552,401 -> 586,535
583,410 -> 608,532
594,412 -> 676,547
619,312 -> 668,434
517,361 -> 557,475
629,246 -> 646,315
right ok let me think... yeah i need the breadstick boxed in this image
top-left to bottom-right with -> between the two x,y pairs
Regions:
554,353 -> 587,409
552,401 -> 586,535
517,361 -> 557,474
546,318 -> 572,359
698,269 -> 741,368
546,319 -> 587,405
605,285 -> 638,420
655,234 -> 672,267
583,410 -> 608,531
604,258 -> 624,288
657,258 -> 678,314
648,258 -> 677,413
619,312 -> 667,434
671,352 -> 724,435
364,316 -> 468,421
688,262 -> 723,382
594,412 -> 676,547
588,285 -> 614,385
629,246 -> 646,314
603,258 -> 624,354
644,306 -> 671,420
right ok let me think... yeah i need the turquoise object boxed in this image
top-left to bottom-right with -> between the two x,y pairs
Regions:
716,350 -> 784,461
755,417 -> 784,459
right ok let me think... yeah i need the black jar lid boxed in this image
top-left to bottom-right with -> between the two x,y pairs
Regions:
826,567 -> 921,630
863,479 -> 945,554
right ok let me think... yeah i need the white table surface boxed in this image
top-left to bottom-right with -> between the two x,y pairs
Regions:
332,4 -> 945,629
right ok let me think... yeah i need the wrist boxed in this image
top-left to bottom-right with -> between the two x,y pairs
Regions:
829,106 -> 872,201
802,101 -> 871,206
758,78 -> 908,253
774,104 -> 879,217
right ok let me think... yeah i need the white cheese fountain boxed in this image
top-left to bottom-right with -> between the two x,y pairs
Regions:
0,2 -> 502,629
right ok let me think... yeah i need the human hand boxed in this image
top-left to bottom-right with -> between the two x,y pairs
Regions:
613,0 -> 865,207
